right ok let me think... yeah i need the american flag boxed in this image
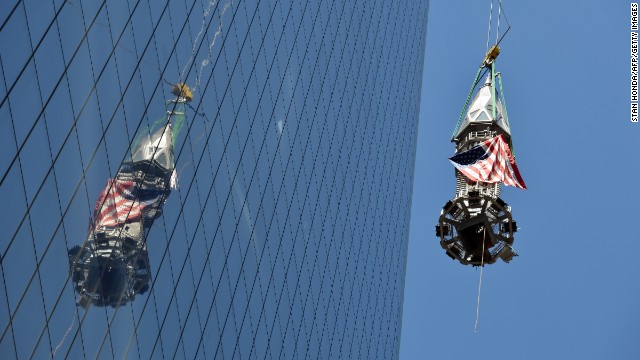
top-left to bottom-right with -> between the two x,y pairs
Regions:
449,134 -> 527,189
93,179 -> 165,228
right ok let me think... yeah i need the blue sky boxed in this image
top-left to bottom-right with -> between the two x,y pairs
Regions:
400,1 -> 639,359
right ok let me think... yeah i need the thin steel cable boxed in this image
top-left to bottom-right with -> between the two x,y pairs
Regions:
475,228 -> 487,334
497,0 -> 501,45
495,0 -> 511,47
486,0 -> 493,52
51,315 -> 75,358
62,300 -> 91,359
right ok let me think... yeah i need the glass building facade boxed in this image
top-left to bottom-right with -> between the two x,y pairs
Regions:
0,0 -> 428,358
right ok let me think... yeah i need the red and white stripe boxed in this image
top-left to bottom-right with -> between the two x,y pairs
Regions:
454,135 -> 527,189
93,179 -> 146,228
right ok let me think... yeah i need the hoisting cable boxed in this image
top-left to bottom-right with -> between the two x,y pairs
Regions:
474,228 -> 486,334
496,0 -> 501,45
486,0 -> 493,53
495,0 -> 511,48
490,0 -> 511,49
453,0 -> 511,140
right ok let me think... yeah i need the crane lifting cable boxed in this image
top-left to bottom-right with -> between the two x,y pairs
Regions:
452,0 -> 511,140
435,0 -> 526,268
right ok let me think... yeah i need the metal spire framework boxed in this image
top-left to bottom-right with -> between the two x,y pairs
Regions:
436,44 -> 526,266
68,84 -> 192,308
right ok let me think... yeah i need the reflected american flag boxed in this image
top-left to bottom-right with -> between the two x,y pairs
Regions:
93,179 -> 164,228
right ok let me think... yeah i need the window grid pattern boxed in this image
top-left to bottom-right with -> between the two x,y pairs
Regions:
0,0 -> 428,358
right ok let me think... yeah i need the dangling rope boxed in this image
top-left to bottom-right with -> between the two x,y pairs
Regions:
51,314 -> 77,358
474,228 -> 486,334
